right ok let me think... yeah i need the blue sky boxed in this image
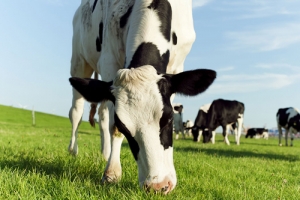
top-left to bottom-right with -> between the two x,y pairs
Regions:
1,0 -> 300,129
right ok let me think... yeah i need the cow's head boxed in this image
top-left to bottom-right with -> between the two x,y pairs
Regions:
202,130 -> 212,143
69,65 -> 216,193
191,126 -> 200,142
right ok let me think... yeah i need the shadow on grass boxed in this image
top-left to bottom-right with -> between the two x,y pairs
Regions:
0,149 -> 136,191
175,146 -> 299,162
240,140 -> 279,147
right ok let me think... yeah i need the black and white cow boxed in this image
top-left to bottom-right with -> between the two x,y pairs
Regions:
183,120 -> 194,137
191,104 -> 237,143
190,104 -> 214,142
68,0 -> 216,194
245,128 -> 269,139
277,107 -> 300,146
173,104 -> 184,139
205,99 -> 245,145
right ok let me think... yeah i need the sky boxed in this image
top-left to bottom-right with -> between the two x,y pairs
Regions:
1,0 -> 300,130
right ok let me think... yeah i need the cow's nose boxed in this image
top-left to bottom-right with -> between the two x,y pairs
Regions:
144,178 -> 173,194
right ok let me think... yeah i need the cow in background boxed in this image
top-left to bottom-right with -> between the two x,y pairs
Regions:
68,0 -> 216,193
277,107 -> 300,146
190,104 -> 238,144
183,120 -> 194,137
190,104 -> 215,143
173,104 -> 184,139
245,128 -> 269,139
205,99 -> 245,145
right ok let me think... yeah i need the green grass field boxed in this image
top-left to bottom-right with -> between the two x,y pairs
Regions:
0,104 -> 300,199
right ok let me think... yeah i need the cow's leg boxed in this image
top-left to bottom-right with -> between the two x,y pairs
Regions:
197,130 -> 202,142
234,127 -> 238,144
69,59 -> 94,155
222,125 -> 230,145
68,89 -> 84,155
181,127 -> 185,139
102,127 -> 124,183
284,128 -> 289,146
287,127 -> 294,146
236,116 -> 243,145
290,132 -> 294,147
98,101 -> 114,161
175,131 -> 179,140
211,131 -> 216,144
277,124 -> 283,146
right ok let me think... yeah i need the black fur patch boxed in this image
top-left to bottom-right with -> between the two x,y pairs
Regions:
128,42 -> 169,73
277,108 -> 300,131
157,77 -> 174,149
114,114 -> 139,160
172,32 -> 177,45
147,0 -> 172,42
96,22 -> 103,52
120,5 -> 133,28
92,0 -> 98,13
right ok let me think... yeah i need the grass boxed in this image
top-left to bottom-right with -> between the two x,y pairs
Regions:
0,104 -> 300,199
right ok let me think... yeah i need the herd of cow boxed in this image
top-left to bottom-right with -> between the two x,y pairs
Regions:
65,0 -> 299,194
173,102 -> 300,147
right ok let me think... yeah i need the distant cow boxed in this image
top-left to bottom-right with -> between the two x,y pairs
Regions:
190,104 -> 238,144
183,120 -> 194,137
277,107 -> 300,146
205,99 -> 245,145
173,104 -> 184,139
190,104 -> 215,143
245,128 -> 268,139
68,0 -> 216,194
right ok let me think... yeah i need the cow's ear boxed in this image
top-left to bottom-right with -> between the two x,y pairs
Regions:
170,69 -> 216,96
69,77 -> 115,103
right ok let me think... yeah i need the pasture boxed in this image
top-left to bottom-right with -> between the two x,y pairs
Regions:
0,104 -> 300,200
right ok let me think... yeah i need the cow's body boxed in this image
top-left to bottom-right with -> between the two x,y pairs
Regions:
191,104 -> 215,143
191,103 -> 236,143
205,99 -> 245,145
68,0 -> 216,194
277,107 -> 300,146
173,104 -> 184,139
245,128 -> 268,139
183,120 -> 194,137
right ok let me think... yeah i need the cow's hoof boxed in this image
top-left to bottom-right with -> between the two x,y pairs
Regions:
101,175 -> 120,184
68,144 -> 78,155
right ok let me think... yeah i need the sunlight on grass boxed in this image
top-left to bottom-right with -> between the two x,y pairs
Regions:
1,105 -> 300,199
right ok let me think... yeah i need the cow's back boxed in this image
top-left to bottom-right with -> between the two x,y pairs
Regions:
71,0 -> 195,80
277,107 -> 299,128
207,99 -> 244,129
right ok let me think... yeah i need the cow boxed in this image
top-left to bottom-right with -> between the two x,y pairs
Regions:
277,107 -> 300,146
68,0 -> 216,194
190,104 -> 236,144
245,128 -> 269,139
205,99 -> 245,145
183,120 -> 194,137
190,104 -> 214,143
173,104 -> 184,139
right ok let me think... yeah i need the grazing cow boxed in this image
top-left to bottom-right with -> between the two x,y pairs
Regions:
190,104 -> 236,144
190,104 -> 214,143
173,104 -> 184,139
205,99 -> 245,145
245,128 -> 269,139
68,0 -> 216,194
277,107 -> 300,146
183,120 -> 194,137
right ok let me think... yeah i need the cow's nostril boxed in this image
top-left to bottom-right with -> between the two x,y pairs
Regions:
161,185 -> 169,192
